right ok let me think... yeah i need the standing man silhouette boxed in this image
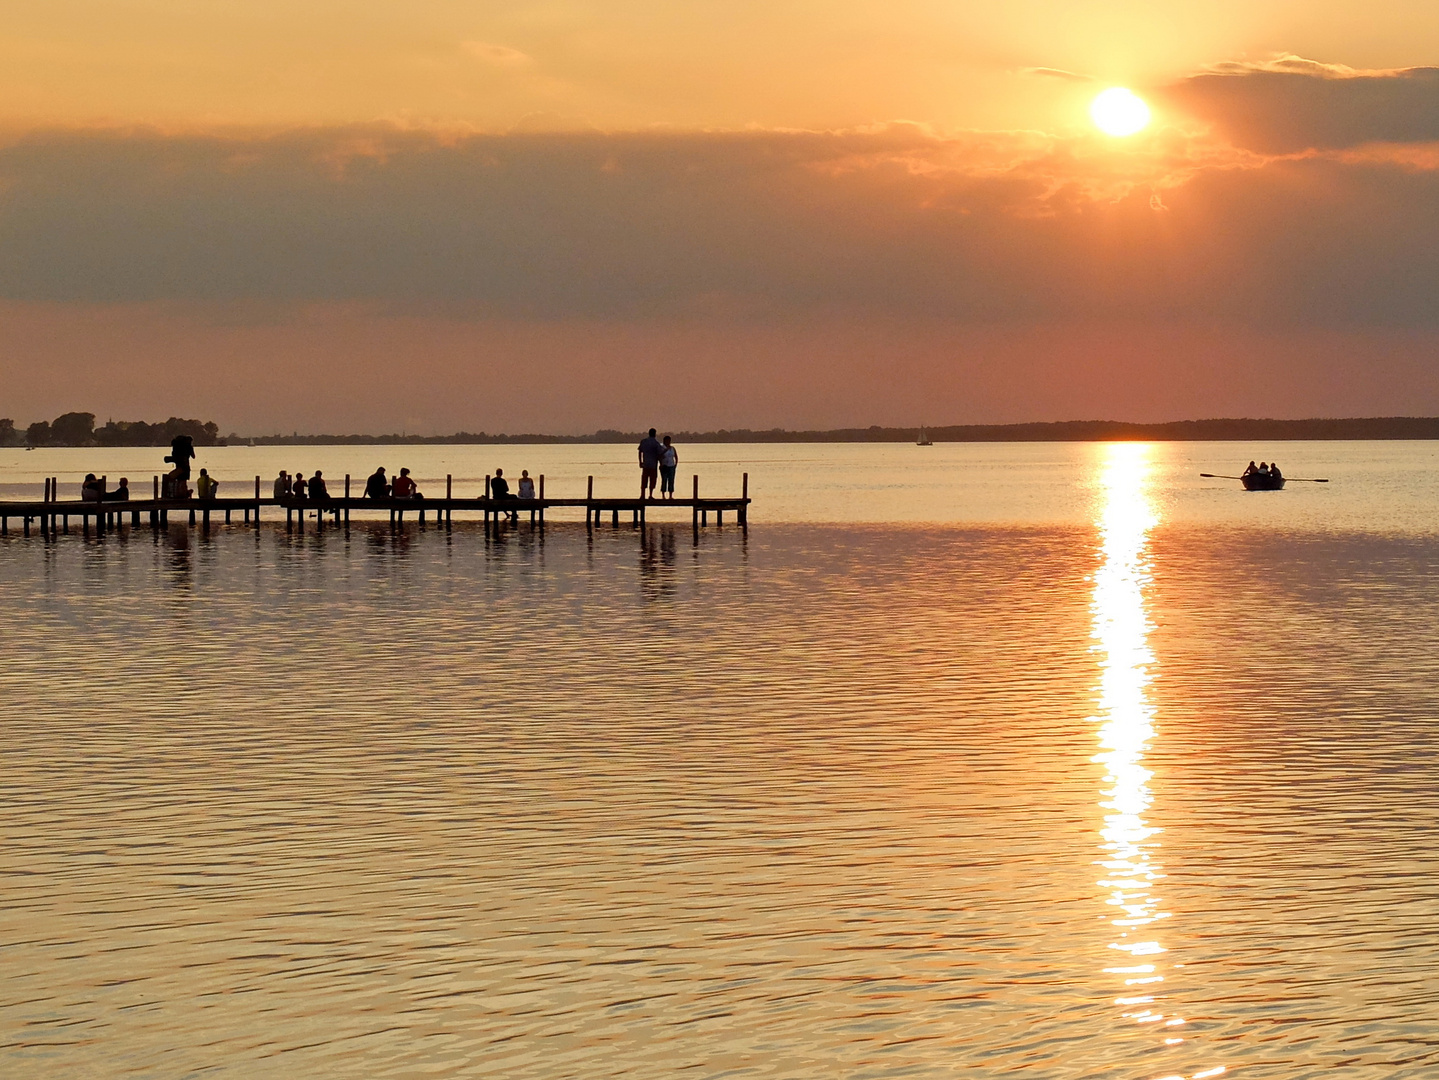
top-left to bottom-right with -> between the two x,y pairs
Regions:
637,428 -> 663,500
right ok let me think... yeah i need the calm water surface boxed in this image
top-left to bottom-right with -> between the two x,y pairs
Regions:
3,442 -> 1438,1078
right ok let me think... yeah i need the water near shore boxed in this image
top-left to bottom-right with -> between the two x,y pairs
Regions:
3,442 -> 1438,1078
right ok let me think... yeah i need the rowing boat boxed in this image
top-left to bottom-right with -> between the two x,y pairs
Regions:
1241,473 -> 1285,491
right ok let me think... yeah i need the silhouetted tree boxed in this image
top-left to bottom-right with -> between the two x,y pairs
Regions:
0,419 -> 16,446
50,412 -> 96,445
26,421 -> 52,446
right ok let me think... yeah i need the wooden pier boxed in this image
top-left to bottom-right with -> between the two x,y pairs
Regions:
0,473 -> 750,537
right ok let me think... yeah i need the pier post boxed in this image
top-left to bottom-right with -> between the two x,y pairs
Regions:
484,475 -> 491,533
538,474 -> 545,527
344,475 -> 351,524
587,475 -> 594,527
692,475 -> 699,529
446,474 -> 452,525
741,473 -> 748,528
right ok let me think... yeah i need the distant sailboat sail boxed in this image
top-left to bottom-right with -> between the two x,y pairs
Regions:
917,427 -> 932,446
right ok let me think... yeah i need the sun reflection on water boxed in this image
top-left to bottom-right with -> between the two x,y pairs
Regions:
1091,444 -> 1220,1078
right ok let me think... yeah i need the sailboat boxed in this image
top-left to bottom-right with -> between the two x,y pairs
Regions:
916,427 -> 933,446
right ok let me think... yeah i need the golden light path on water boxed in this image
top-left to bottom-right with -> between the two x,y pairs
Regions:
1091,444 -> 1224,1080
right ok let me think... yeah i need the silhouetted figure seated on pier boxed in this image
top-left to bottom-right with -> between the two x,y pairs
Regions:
309,471 -> 331,502
364,467 -> 390,499
161,468 -> 191,500
491,468 -> 518,521
104,478 -> 130,501
273,471 -> 290,499
291,473 -> 307,500
392,468 -> 422,499
81,473 -> 105,501
196,469 -> 219,500
517,470 -> 536,499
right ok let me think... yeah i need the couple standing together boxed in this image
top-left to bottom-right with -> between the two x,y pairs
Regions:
638,429 -> 679,500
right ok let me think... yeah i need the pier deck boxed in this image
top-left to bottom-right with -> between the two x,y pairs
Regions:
0,473 -> 750,537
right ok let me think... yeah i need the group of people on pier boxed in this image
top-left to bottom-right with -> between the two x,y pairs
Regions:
638,429 -> 680,499
69,428 -> 687,507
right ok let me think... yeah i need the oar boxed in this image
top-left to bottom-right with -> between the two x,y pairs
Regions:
1199,473 -> 1329,482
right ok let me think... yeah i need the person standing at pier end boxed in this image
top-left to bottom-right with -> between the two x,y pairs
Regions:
638,428 -> 663,500
659,436 -> 678,500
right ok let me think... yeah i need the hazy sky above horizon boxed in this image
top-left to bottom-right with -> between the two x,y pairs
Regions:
4,1 -> 1439,433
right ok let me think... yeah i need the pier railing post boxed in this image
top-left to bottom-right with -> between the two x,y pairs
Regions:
484,475 -> 491,533
741,472 -> 748,527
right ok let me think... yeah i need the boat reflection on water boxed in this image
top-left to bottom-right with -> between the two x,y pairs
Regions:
1091,444 -> 1221,1078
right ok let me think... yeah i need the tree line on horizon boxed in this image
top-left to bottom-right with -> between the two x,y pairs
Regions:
0,412 -> 222,448
7,414 -> 1439,447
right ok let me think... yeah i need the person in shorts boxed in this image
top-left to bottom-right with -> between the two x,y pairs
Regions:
638,428 -> 663,499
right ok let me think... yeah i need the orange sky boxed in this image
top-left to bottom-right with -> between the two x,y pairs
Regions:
3,2 -> 1439,432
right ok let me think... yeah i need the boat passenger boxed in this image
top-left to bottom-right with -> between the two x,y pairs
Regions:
364,467 -> 389,499
273,470 -> 290,499
1242,461 -> 1258,477
81,473 -> 105,501
1257,462 -> 1270,476
517,470 -> 536,499
1269,462 -> 1283,482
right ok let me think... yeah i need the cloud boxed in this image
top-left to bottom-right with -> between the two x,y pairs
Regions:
462,41 -> 533,67
1021,67 -> 1094,83
1169,55 -> 1439,153
0,119 -> 1437,332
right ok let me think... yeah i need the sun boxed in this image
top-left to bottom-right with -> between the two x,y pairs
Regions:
1090,87 -> 1150,137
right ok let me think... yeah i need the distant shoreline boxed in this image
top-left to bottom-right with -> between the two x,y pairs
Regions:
14,416 -> 1439,448
233,418 -> 1439,445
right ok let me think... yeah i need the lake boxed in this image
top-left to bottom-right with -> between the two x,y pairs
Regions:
3,441 -> 1438,1078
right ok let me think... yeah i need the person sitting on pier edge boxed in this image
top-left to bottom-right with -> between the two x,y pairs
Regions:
392,468 -> 420,499
273,470 -> 290,499
490,468 -> 519,521
638,428 -> 663,500
309,471 -> 330,502
659,436 -> 678,500
196,468 -> 219,500
364,467 -> 389,499
81,473 -> 105,501
104,477 -> 130,501
517,470 -> 535,499
291,472 -> 307,500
